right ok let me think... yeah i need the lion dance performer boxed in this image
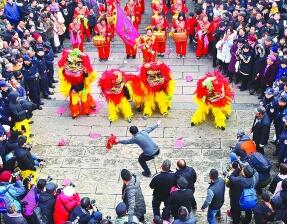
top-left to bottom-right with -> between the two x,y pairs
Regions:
191,70 -> 234,130
58,49 -> 96,118
98,69 -> 143,123
135,61 -> 175,117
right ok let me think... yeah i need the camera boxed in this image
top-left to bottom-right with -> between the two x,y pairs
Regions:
12,170 -> 20,178
46,176 -> 53,182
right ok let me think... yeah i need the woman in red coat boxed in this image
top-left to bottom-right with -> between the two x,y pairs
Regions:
195,13 -> 210,59
151,13 -> 168,57
94,17 -> 112,61
53,186 -> 80,224
172,12 -> 188,59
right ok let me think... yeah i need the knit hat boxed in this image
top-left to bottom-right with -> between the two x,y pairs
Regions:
23,55 -> 32,62
0,80 -> 9,88
62,179 -> 72,187
248,35 -> 257,43
0,171 -> 12,182
264,87 -> 274,95
63,186 -> 75,197
267,54 -> 277,62
32,32 -> 41,40
46,182 -> 58,194
115,202 -> 127,216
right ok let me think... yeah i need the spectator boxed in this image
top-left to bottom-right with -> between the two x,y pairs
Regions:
233,130 -> 256,155
173,206 -> 197,224
251,106 -> 271,154
3,204 -> 28,224
117,121 -> 161,177
149,159 -> 175,217
269,163 -> 287,194
115,202 -> 139,224
277,117 -> 287,163
271,178 -> 287,223
4,0 -> 20,26
238,43 -> 253,91
121,169 -> 146,223
253,192 -> 274,224
201,169 -> 225,224
169,176 -> 196,220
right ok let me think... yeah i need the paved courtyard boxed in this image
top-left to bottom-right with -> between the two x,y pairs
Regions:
30,3 -> 266,223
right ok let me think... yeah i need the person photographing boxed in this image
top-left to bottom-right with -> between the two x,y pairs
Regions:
117,121 -> 161,177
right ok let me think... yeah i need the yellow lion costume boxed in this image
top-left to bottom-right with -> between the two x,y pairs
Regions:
191,70 -> 234,130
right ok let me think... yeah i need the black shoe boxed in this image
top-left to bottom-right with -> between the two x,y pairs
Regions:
126,55 -> 130,59
38,106 -> 43,110
49,85 -> 55,88
141,171 -> 151,177
29,121 -> 34,124
52,80 -> 58,83
48,92 -> 54,95
39,102 -> 44,105
220,127 -> 225,131
29,134 -> 34,138
44,96 -> 52,100
132,55 -> 136,59
191,122 -> 195,126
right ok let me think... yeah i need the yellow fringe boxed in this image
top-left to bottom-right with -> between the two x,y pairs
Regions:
222,104 -> 232,116
191,97 -> 210,125
108,101 -> 119,122
143,94 -> 156,117
20,170 -> 39,186
126,82 -> 143,108
211,107 -> 227,128
84,71 -> 97,94
155,91 -> 170,115
13,119 -> 31,143
118,98 -> 133,120
58,68 -> 71,97
167,79 -> 176,96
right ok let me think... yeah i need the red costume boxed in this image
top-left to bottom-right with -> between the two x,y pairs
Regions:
69,19 -> 85,51
124,1 -> 139,58
186,15 -> 197,37
136,32 -> 157,62
106,1 -> 116,39
208,16 -> 221,43
73,3 -> 91,40
171,1 -> 188,22
151,15 -> 168,55
151,0 -> 168,15
94,21 -> 112,61
195,14 -> 210,58
171,19 -> 188,57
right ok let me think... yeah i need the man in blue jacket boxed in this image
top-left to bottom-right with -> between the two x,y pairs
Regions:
117,121 -> 161,177
4,0 -> 20,26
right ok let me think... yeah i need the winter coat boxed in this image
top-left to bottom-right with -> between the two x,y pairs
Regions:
53,192 -> 80,224
173,214 -> 198,224
0,180 -> 26,212
239,51 -> 253,76
21,186 -> 39,216
251,113 -> 271,145
271,190 -> 287,222
260,63 -> 279,87
3,213 -> 28,224
269,174 -> 287,194
216,36 -> 234,63
234,134 -> 256,155
253,202 -> 274,224
275,66 -> 287,80
14,146 -> 36,171
8,91 -> 28,122
38,192 -> 56,224
4,3 -> 20,25
175,166 -> 197,193
122,175 -> 146,222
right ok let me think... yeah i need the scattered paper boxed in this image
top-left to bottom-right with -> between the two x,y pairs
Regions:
57,138 -> 69,146
56,105 -> 66,115
90,101 -> 104,114
185,75 -> 193,82
175,138 -> 185,149
166,48 -> 172,57
89,132 -> 101,140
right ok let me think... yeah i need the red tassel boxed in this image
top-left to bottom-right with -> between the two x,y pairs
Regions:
106,134 -> 118,151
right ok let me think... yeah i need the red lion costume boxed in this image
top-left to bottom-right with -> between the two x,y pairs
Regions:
134,61 -> 175,117
191,70 -> 234,129
58,49 -> 97,118
98,69 -> 143,123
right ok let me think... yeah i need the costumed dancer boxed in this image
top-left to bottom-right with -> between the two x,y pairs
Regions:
73,0 -> 91,41
170,12 -> 188,59
98,69 -> 144,123
195,13 -> 210,59
151,0 -> 168,15
136,27 -> 157,62
191,70 -> 234,130
171,0 -> 188,22
151,13 -> 168,57
58,49 -> 97,118
124,0 -> 139,59
134,61 -> 175,117
69,18 -> 85,51
106,0 -> 117,40
93,17 -> 112,61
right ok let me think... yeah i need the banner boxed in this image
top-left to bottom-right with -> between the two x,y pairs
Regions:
115,4 -> 140,47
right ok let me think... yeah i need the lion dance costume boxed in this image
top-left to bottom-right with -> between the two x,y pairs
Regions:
191,70 -> 234,130
58,49 -> 96,118
136,61 -> 175,117
98,69 -> 143,123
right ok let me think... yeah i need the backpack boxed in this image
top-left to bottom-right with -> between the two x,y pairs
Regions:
239,176 -> 257,210
249,152 -> 272,173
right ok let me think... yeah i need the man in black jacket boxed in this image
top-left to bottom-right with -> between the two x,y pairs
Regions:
14,136 -> 36,171
149,159 -> 175,217
38,182 -> 57,224
201,169 -> 225,224
251,106 -> 271,154
168,176 -> 196,219
175,159 -> 197,209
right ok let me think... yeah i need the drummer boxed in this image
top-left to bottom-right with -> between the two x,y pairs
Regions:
151,13 -> 169,57
94,17 -> 112,61
171,12 -> 188,59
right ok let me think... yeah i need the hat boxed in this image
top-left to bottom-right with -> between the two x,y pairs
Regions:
0,80 -> 9,88
115,202 -> 127,216
0,125 -> 5,136
63,185 -> 75,197
23,55 -> 31,62
32,32 -> 41,40
271,45 -> 279,53
248,35 -> 257,42
230,152 -> 238,163
267,54 -> 277,62
279,95 -> 287,103
50,4 -> 60,12
46,182 -> 58,194
0,171 -> 12,182
44,41 -> 51,49
264,87 -> 274,95
238,11 -> 246,17
62,179 -> 72,187
280,76 -> 287,82
243,165 -> 254,178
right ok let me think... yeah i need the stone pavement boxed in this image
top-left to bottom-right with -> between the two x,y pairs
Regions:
30,2 -> 267,223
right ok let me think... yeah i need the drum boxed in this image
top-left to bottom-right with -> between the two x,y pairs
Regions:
153,31 -> 166,42
107,16 -> 115,24
172,32 -> 188,42
93,35 -> 106,47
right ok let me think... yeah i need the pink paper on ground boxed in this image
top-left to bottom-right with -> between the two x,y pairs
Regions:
56,105 -> 67,115
89,132 -> 101,140
185,75 -> 193,82
175,138 -> 185,149
166,48 -> 172,56
57,138 -> 69,146
90,101 -> 104,114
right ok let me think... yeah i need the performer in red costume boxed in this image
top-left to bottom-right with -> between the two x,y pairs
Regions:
73,1 -> 91,41
136,27 -> 156,62
195,13 -> 210,59
186,12 -> 197,44
58,49 -> 97,118
151,13 -> 168,57
171,12 -> 188,59
151,0 -> 168,15
69,18 -> 85,51
171,0 -> 188,22
94,17 -> 112,61
106,0 -> 116,40
124,0 -> 139,59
